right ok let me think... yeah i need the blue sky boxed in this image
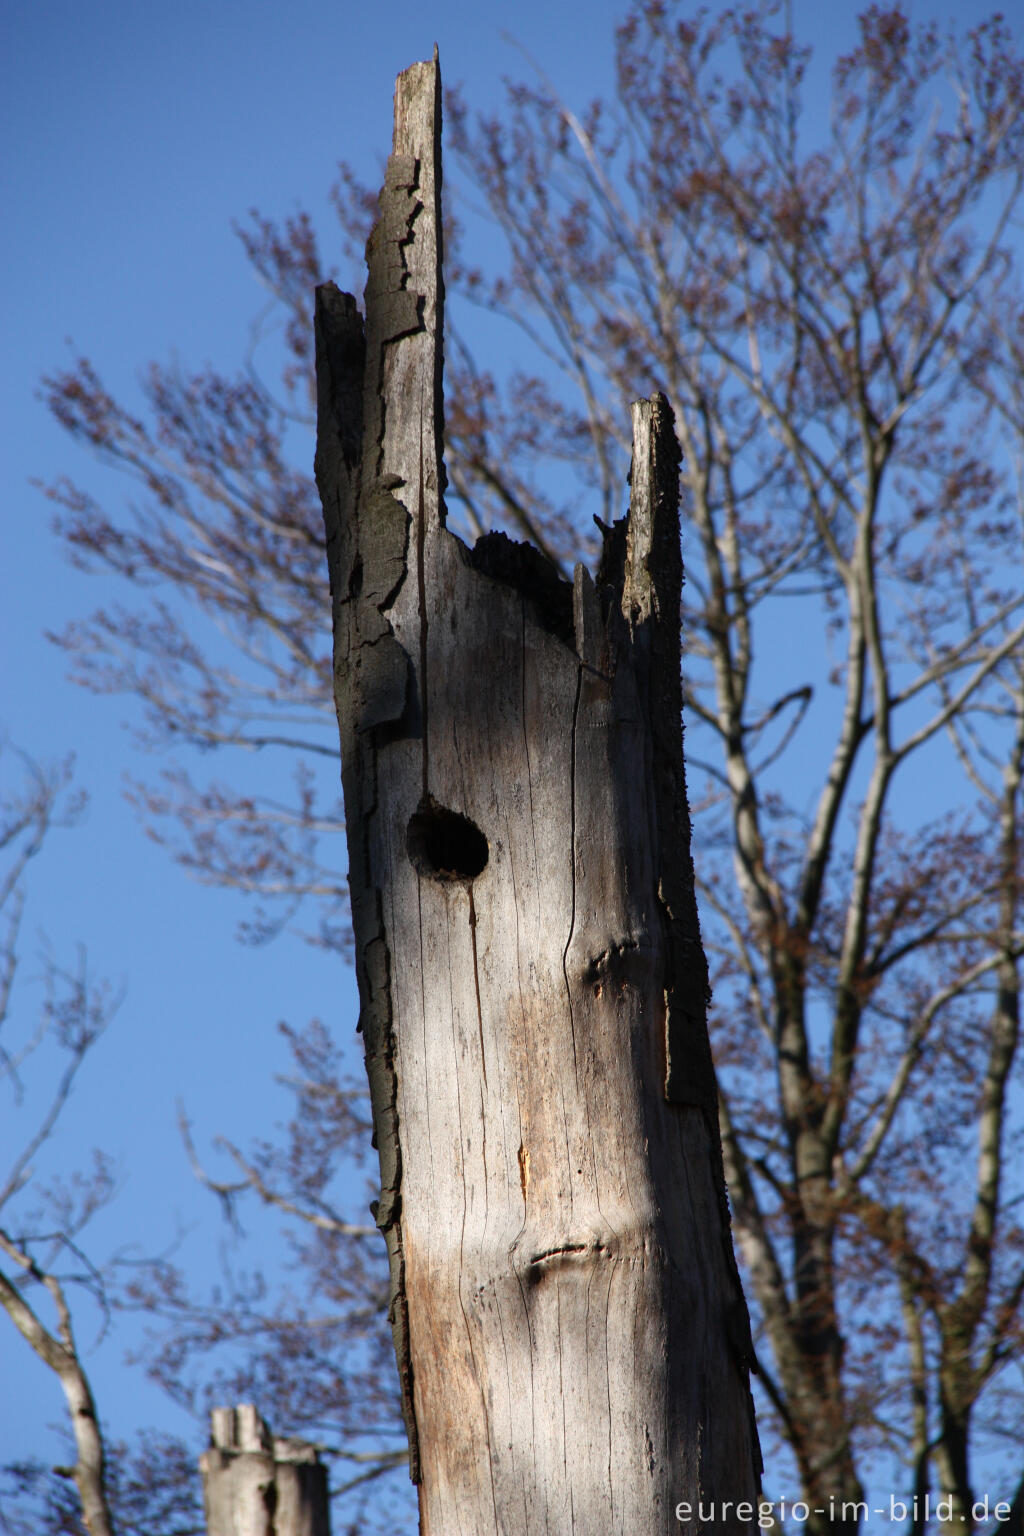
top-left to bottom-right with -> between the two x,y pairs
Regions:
1,0 -> 1009,1517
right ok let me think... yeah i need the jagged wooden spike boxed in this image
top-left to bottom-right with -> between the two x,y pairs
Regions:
315,51 -> 760,1534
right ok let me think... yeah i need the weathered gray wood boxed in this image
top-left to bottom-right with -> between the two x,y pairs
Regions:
200,1405 -> 329,1536
315,51 -> 761,1535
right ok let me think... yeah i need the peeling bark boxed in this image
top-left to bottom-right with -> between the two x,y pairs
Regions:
315,52 -> 760,1534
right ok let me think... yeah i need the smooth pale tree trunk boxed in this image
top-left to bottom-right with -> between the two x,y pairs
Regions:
0,1261 -> 114,1536
200,1405 -> 329,1536
314,52 -> 761,1535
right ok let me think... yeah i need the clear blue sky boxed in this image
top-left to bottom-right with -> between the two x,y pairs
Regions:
0,0 -> 1002,1514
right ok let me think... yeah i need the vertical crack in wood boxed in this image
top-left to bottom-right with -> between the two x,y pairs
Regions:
416,408 -> 430,799
560,662 -> 584,1094
468,885 -> 488,1089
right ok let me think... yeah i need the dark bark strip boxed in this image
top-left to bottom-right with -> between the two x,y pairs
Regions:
316,52 -> 760,1533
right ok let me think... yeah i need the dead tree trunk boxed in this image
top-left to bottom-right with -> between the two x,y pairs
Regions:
200,1406 -> 329,1536
314,52 -> 761,1535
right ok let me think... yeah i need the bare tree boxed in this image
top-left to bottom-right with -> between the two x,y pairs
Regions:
36,3 -> 1024,1527
0,750 -> 117,1536
439,9 -> 1024,1523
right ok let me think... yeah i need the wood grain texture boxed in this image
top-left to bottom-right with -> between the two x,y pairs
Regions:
316,52 -> 761,1534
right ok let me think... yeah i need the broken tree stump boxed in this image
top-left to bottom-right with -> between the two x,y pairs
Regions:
200,1405 -> 329,1536
314,50 -> 760,1536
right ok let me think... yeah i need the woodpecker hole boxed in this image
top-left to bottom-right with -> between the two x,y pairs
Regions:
407,798 -> 489,882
